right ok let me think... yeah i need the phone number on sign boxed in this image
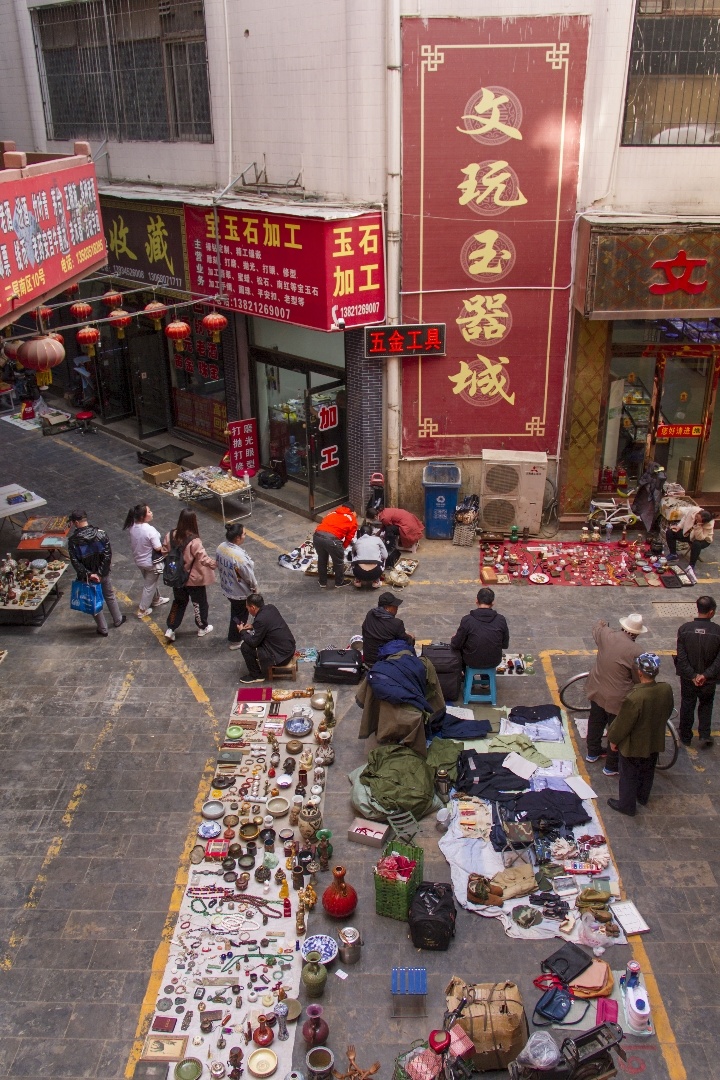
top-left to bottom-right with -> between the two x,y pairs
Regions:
234,299 -> 291,320
338,302 -> 381,318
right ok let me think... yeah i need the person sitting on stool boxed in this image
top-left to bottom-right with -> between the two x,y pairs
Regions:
236,592 -> 296,684
666,508 -> 714,585
606,653 -> 674,817
351,525 -> 388,589
450,588 -> 509,671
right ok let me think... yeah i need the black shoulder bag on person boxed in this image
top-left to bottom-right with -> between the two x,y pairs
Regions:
163,536 -> 190,588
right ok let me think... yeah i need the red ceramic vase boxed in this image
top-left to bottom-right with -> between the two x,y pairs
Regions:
321,865 -> 358,918
302,1004 -> 330,1048
252,1015 -> 275,1047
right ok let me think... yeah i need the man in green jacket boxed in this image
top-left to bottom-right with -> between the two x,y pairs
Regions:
606,653 -> 674,817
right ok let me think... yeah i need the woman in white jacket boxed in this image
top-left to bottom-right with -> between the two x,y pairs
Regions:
351,525 -> 388,589
123,503 -> 171,618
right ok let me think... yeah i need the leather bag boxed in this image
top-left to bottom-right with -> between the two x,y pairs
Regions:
541,940 -> 593,984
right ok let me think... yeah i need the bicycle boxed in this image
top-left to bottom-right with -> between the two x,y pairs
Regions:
559,671 -> 679,770
540,476 -> 560,537
586,490 -> 641,531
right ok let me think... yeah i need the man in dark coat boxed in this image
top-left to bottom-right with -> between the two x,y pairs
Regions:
361,592 -> 414,666
68,509 -> 126,637
676,595 -> 720,748
451,588 -> 509,669
237,592 -> 296,683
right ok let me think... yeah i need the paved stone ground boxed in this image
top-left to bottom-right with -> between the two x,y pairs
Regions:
0,422 -> 718,1080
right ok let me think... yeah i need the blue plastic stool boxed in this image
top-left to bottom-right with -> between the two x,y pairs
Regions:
391,966 -> 427,1017
463,667 -> 497,705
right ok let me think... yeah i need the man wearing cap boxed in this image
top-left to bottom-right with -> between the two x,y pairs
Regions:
606,653 -> 674,816
675,595 -> 720,749
67,509 -> 126,637
361,592 -> 415,667
585,614 -> 648,776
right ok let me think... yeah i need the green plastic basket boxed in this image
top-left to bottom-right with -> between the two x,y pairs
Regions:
374,840 -> 424,920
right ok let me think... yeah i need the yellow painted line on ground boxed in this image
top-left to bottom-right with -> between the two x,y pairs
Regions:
0,662 -> 138,970
540,649 -> 687,1080
58,438 -> 281,549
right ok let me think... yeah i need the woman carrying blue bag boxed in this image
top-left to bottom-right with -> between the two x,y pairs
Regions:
67,509 -> 126,637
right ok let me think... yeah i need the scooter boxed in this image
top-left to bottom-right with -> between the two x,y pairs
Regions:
508,1022 -> 626,1080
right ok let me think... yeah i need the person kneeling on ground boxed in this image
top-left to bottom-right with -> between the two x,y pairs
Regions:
450,587 -> 509,671
351,525 -> 388,589
361,591 -> 415,667
606,653 -> 674,817
237,592 -> 296,684
666,508 -> 714,584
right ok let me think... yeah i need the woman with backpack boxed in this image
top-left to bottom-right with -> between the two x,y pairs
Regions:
122,503 -> 170,619
162,509 -> 217,641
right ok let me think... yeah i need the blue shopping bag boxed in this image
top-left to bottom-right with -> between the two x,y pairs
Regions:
70,579 -> 104,615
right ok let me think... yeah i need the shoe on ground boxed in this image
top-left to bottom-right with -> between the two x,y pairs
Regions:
686,566 -> 698,584
152,596 -> 171,607
113,615 -> 127,627
700,737 -> 714,748
137,608 -> 151,619
607,798 -> 635,817
637,797 -> 649,806
667,554 -> 679,562
334,579 -> 351,588
585,754 -> 601,763
372,580 -> 382,588
602,767 -> 619,777
318,582 -> 327,589
239,675 -> 264,684
680,736 -> 692,746
165,628 -> 176,641
229,642 -> 244,650
198,624 -> 214,637
353,580 -> 363,588
96,628 -> 108,636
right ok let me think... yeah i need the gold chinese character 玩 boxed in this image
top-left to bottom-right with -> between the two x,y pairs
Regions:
457,293 -> 511,343
458,161 -> 527,214
145,215 -> 174,275
448,355 -> 515,406
457,87 -> 523,142
108,216 -> 137,261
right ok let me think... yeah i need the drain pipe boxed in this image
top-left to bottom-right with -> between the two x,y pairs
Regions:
385,0 -> 401,505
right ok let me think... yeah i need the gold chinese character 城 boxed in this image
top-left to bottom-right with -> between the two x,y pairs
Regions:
448,355 -> 515,406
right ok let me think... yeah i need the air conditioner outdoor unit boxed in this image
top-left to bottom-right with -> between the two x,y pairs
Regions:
479,450 -> 548,534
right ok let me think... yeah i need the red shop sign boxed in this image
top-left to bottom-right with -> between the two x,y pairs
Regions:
656,424 -> 704,439
0,161 -> 107,323
228,417 -> 259,477
184,206 -> 385,331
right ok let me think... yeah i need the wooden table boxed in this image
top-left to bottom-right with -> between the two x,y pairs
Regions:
0,563 -> 67,626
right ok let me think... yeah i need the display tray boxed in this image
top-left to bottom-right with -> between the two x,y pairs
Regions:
484,540 -> 668,587
0,564 -> 67,625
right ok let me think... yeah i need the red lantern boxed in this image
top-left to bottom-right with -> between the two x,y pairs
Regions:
2,339 -> 21,361
101,289 -> 123,309
202,311 -> 228,343
34,305 -> 53,328
77,325 -> 101,357
144,301 -> 168,330
70,301 -> 93,321
165,319 -> 191,353
16,335 -> 66,372
65,283 -> 80,298
109,308 -> 132,339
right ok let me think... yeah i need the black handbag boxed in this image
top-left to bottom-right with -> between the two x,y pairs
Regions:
541,941 -> 593,984
532,987 -> 590,1027
313,648 -> 363,684
408,882 -> 457,951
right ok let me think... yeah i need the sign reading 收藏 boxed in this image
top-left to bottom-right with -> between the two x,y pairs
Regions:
1,161 -> 107,325
100,197 -> 189,293
401,16 -> 589,455
364,323 -> 446,358
183,206 -> 385,331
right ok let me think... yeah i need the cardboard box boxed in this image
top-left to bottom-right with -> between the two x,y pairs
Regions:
348,817 -> 391,848
143,462 -> 183,486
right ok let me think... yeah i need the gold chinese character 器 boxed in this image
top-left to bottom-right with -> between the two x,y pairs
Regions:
448,356 -> 515,405
459,162 -> 527,213
108,216 -> 137,261
145,215 -> 174,275
457,87 -> 522,141
456,293 -> 510,342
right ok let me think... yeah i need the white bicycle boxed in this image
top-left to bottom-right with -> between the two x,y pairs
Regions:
586,490 -> 641,530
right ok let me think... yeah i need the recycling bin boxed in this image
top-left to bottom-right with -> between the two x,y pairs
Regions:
422,461 -> 462,539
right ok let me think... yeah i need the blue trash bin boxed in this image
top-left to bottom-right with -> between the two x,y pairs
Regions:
422,461 -> 462,539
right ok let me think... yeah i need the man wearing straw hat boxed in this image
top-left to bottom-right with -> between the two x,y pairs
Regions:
585,613 -> 648,776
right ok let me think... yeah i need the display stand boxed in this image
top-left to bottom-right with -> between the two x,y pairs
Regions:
179,467 -> 253,525
0,564 -> 67,626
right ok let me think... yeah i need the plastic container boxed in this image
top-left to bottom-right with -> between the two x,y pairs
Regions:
422,461 -> 461,539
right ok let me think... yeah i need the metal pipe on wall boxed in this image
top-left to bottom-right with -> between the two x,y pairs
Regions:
385,0 -> 402,505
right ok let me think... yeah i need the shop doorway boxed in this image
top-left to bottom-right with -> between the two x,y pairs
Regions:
128,330 -> 170,438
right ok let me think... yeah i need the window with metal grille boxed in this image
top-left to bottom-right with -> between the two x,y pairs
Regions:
32,0 -> 213,144
623,0 -> 720,145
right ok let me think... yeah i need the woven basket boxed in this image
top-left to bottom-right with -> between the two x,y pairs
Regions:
453,524 -> 476,547
374,840 -> 424,920
393,1041 -> 427,1080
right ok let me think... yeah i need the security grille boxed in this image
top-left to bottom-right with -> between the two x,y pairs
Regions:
623,0 -> 720,145
32,0 -> 213,143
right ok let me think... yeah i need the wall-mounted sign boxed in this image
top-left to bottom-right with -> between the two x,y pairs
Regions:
100,196 -> 189,293
364,323 -> 446,358
656,423 -> 704,439
228,417 -> 259,477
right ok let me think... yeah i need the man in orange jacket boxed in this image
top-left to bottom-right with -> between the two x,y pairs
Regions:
313,503 -> 357,589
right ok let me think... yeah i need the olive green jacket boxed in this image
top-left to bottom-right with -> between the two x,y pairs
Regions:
606,681 -> 674,759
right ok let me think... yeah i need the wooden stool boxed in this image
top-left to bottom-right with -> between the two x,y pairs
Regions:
268,658 -> 298,681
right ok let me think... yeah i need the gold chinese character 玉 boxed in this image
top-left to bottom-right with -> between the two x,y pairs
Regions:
466,230 -> 513,276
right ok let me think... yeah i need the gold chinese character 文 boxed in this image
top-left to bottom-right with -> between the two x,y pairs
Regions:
457,87 -> 523,142
457,293 -> 510,342
145,215 -> 174,275
458,161 -> 527,214
448,356 -> 515,405
108,216 -> 137,261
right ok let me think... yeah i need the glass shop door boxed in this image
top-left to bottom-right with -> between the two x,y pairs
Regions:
651,352 -> 720,493
306,378 -> 347,515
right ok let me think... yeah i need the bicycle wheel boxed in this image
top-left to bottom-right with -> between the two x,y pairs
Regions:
559,672 -> 591,713
656,717 -> 679,771
587,508 -> 607,528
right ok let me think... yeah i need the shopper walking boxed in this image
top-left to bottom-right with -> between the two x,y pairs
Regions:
122,503 -> 170,619
216,523 -> 258,650
585,613 -> 647,776
675,595 -> 720,748
68,509 -> 126,637
606,653 -> 674,817
666,508 -> 714,584
312,502 -> 357,589
162,509 -> 216,641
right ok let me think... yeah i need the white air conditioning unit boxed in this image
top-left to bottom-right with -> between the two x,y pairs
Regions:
479,450 -> 548,534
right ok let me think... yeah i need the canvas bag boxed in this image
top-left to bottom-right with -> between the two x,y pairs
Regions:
444,977 -> 528,1073
491,861 -> 537,901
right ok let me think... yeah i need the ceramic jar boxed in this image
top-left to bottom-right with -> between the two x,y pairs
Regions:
321,865 -> 358,919
298,803 -> 323,843
306,1047 -> 334,1080
301,950 -> 327,998
274,1001 -> 289,1041
253,1015 -> 275,1046
302,1004 -> 330,1048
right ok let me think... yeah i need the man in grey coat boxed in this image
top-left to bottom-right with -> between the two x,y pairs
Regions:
585,613 -> 648,776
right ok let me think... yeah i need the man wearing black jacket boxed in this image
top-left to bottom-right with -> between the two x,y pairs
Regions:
68,510 -> 126,637
676,595 -> 720,748
361,592 -> 414,666
451,588 -> 509,669
237,592 -> 296,683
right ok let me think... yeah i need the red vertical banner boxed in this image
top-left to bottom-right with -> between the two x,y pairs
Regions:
228,418 -> 259,477
401,16 -> 589,455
